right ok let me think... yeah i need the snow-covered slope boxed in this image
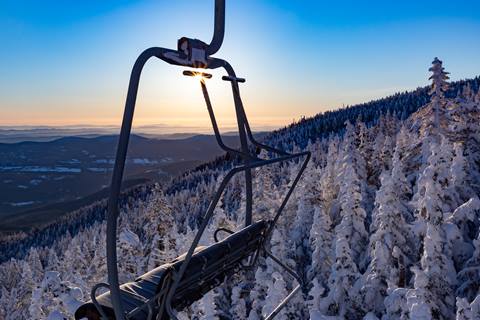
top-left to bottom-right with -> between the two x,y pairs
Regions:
1,62 -> 480,319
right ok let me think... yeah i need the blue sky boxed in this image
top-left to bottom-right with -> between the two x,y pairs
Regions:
1,0 -> 479,129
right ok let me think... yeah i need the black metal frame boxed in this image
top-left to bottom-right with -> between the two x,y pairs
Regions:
94,1 -> 311,319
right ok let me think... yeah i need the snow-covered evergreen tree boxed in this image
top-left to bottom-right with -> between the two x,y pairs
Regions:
308,205 -> 333,291
407,139 -> 458,319
336,130 -> 369,267
362,139 -> 412,316
429,57 -> 450,129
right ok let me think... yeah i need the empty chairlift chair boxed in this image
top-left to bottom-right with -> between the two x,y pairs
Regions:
75,1 -> 310,319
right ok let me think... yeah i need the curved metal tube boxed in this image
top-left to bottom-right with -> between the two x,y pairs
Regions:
206,0 -> 225,56
105,53 -> 233,320
243,110 -> 289,156
200,79 -> 254,159
106,46 -> 178,320
214,227 -> 234,242
105,52 -> 239,320
90,283 -> 111,320
209,57 -> 295,224
213,58 -> 289,157
214,59 -> 254,226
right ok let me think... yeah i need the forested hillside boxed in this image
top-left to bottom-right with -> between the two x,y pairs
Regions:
1,60 -> 480,319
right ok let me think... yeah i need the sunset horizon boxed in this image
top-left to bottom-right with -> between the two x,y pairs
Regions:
2,1 -> 479,128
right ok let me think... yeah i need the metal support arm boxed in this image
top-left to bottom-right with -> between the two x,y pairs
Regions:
106,47 -> 169,320
105,46 -> 224,319
207,0 -> 225,56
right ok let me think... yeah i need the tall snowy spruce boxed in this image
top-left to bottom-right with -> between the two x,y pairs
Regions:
1,60 -> 480,319
406,136 -> 457,319
361,131 -> 413,317
429,57 -> 450,130
317,124 -> 368,318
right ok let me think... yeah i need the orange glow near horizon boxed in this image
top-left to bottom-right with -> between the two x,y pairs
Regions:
0,114 -> 299,132
0,62 -> 324,131
1,1 -> 480,131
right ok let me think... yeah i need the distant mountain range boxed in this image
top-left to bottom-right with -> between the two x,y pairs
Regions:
0,124 -> 277,143
0,133 -> 266,230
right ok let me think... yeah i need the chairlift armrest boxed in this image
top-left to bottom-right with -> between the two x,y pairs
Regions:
214,227 -> 234,242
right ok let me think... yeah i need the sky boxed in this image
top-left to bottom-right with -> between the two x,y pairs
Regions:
1,0 -> 479,131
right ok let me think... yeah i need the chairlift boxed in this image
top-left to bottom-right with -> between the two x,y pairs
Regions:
75,1 -> 310,319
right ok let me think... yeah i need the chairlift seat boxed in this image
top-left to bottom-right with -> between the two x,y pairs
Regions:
75,220 -> 268,320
